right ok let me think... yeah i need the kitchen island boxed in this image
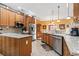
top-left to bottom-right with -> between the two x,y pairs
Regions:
0,33 -> 32,56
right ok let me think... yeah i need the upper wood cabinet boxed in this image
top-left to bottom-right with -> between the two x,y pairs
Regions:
27,16 -> 35,24
15,13 -> 24,22
15,13 -> 21,22
0,8 -> 8,26
23,15 -> 28,27
0,8 -> 16,26
73,3 -> 79,16
9,11 -> 16,26
0,6 -> 34,28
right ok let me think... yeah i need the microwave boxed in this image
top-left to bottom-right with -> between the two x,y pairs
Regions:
70,28 -> 79,36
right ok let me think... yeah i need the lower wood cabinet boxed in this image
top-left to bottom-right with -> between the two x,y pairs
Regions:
42,33 -> 70,56
0,36 -> 32,56
0,36 -> 2,53
63,39 -> 70,56
42,33 -> 53,46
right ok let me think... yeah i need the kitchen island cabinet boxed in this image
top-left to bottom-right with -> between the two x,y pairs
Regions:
0,33 -> 32,56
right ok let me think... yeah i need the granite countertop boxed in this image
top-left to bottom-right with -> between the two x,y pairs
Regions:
0,33 -> 32,39
42,32 -> 79,56
63,35 -> 79,56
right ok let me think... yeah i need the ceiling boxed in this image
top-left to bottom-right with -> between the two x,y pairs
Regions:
4,3 -> 73,21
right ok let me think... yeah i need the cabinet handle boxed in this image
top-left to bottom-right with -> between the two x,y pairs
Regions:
26,40 -> 28,45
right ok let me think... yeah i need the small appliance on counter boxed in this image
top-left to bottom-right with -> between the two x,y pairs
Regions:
15,21 -> 24,33
70,28 -> 79,36
15,21 -> 24,28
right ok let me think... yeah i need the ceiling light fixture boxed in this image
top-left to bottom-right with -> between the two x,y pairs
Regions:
50,10 -> 54,23
57,4 -> 60,23
57,4 -> 60,20
52,22 -> 54,24
57,20 -> 60,22
66,3 -> 71,19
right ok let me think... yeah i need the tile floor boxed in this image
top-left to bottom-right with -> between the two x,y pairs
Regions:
0,40 -> 59,56
31,40 -> 59,56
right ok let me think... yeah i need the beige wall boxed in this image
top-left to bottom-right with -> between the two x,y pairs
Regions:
36,19 -> 74,31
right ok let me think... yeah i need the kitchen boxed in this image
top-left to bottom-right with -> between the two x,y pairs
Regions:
0,3 -> 79,56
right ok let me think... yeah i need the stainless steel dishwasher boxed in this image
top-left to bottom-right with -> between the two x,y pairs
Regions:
52,35 -> 63,56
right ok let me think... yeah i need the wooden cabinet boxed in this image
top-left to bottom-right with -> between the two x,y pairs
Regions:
42,33 -> 71,56
15,13 -> 24,22
19,37 -> 32,56
0,36 -> 32,56
15,13 -> 20,21
8,11 -> 16,26
42,33 -> 46,43
63,39 -> 70,56
36,24 -> 42,39
42,33 -> 52,45
0,6 -> 34,28
73,3 -> 79,17
0,7 -> 16,26
26,16 -> 35,31
27,16 -> 35,24
42,33 -> 53,46
23,15 -> 27,27
1,8 -> 8,26
31,17 -> 35,24
0,36 -> 2,53
48,34 -> 54,46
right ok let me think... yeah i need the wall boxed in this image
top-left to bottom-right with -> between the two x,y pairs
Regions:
36,19 -> 74,32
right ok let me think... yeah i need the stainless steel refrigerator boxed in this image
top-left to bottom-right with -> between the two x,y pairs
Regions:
29,23 -> 36,40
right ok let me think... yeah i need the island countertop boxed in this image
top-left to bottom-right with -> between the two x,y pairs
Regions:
42,32 -> 79,56
0,33 -> 32,39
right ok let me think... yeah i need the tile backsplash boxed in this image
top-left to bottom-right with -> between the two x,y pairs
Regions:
0,26 -> 17,33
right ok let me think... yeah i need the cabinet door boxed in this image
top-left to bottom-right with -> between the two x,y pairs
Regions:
63,39 -> 70,56
44,34 -> 47,43
1,8 -> 8,26
1,36 -> 6,55
15,13 -> 20,21
47,34 -> 50,45
27,37 -> 32,55
49,35 -> 54,47
23,16 -> 27,27
31,17 -> 35,24
5,37 -> 11,56
20,15 -> 24,23
0,36 -> 2,53
73,3 -> 79,16
9,11 -> 16,26
19,37 -> 32,56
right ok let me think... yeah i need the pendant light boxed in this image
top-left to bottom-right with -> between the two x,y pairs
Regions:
66,3 -> 71,19
57,4 -> 60,22
50,10 -> 53,23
